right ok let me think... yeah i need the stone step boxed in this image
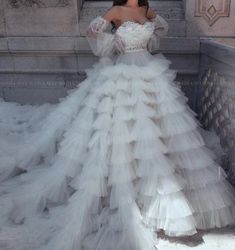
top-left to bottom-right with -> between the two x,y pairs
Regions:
0,36 -> 199,55
0,36 -> 200,75
79,19 -> 186,37
81,1 -> 185,20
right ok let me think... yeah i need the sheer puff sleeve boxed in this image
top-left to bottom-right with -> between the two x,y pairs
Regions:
86,16 -> 125,57
147,14 -> 169,52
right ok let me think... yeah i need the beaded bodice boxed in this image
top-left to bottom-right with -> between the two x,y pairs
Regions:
115,21 -> 155,52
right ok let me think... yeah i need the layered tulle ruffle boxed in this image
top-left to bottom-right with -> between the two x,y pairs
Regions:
0,53 -> 235,250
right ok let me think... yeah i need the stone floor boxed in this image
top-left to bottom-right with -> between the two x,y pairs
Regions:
157,227 -> 235,250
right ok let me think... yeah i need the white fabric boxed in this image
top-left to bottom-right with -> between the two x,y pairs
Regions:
0,14 -> 234,250
86,14 -> 168,56
147,15 -> 169,52
86,16 -> 125,57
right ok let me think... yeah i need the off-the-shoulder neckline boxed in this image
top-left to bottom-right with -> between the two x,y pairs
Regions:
95,15 -> 155,32
120,19 -> 150,26
116,20 -> 153,31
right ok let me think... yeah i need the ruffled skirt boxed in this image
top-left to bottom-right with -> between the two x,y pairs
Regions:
0,51 -> 235,250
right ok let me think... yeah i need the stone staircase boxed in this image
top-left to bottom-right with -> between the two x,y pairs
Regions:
79,1 -> 186,36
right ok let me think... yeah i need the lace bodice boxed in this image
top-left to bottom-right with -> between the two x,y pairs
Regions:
115,21 -> 155,52
86,15 -> 168,57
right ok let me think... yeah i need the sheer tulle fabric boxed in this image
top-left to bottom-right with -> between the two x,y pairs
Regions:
147,15 -> 169,52
86,16 -> 125,57
86,15 -> 169,57
0,13 -> 234,250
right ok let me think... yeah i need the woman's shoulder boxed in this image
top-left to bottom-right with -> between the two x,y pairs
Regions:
103,6 -> 122,22
103,5 -> 157,22
137,5 -> 157,19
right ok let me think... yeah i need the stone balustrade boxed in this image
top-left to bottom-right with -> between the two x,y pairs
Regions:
197,39 -> 235,184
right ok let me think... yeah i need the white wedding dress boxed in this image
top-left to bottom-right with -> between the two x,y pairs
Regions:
0,15 -> 235,250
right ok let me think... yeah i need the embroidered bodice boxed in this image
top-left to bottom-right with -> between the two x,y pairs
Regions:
86,15 -> 168,57
115,21 -> 155,52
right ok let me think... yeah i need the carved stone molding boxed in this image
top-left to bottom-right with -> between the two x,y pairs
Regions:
195,0 -> 231,26
8,0 -> 71,8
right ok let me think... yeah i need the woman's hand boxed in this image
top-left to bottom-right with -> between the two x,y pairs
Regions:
146,7 -> 157,20
86,28 -> 98,38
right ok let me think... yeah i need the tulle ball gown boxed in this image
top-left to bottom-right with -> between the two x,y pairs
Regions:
0,14 -> 235,250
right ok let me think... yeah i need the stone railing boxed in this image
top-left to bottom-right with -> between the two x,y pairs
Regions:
197,39 -> 235,184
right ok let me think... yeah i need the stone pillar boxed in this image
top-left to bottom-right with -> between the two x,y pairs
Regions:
185,0 -> 235,37
78,0 -> 84,20
0,1 -> 6,37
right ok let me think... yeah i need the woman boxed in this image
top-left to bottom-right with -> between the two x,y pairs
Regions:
0,0 -> 234,249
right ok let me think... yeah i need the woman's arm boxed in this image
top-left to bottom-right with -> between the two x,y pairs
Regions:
86,6 -> 119,37
147,7 -> 168,36
147,11 -> 169,52
85,7 -> 123,57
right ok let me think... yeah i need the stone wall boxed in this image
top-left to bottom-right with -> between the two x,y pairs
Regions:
0,0 -> 84,103
1,0 -> 80,36
186,0 -> 235,37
